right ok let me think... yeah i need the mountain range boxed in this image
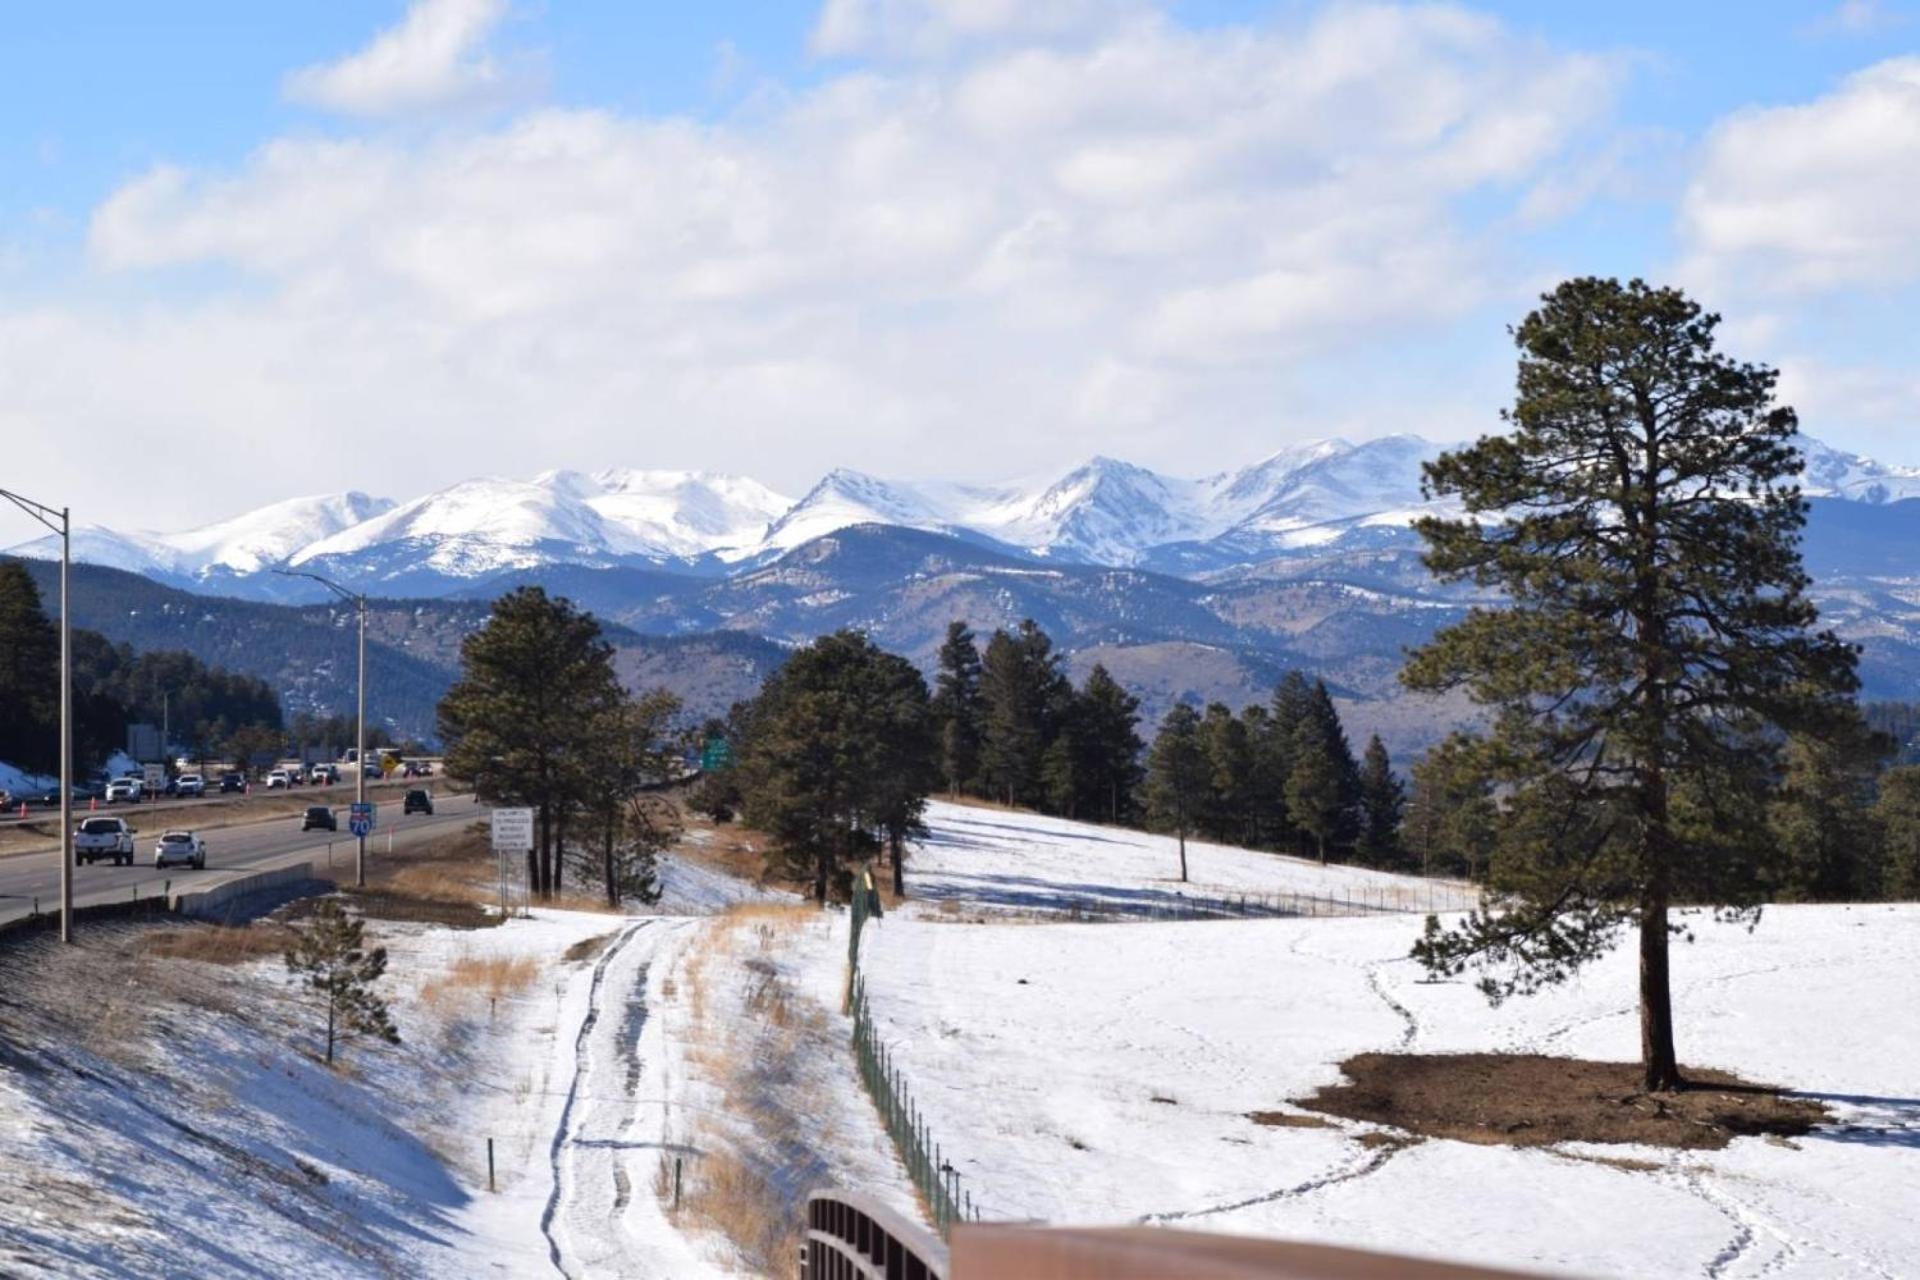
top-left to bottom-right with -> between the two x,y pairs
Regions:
11,434 -> 1920,758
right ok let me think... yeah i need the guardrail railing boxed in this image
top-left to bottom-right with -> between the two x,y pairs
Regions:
802,1189 -> 949,1280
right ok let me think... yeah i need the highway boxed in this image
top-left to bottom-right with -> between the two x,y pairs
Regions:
0,793 -> 482,930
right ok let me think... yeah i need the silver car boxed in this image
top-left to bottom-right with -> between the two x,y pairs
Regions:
153,830 -> 206,870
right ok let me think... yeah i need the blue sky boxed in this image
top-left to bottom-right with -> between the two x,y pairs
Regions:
2,1 -> 1917,532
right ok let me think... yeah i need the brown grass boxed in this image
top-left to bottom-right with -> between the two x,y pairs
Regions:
1296,1053 -> 1832,1151
418,952 -> 542,1011
142,923 -> 295,965
675,1150 -> 793,1277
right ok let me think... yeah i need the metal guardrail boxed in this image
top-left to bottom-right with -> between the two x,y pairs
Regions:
803,1189 -> 949,1280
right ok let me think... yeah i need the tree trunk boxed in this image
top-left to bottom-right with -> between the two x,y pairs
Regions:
1318,833 -> 1327,866
814,846 -> 829,905
536,804 -> 552,899
889,826 -> 905,897
603,808 -> 618,908
554,809 -> 568,896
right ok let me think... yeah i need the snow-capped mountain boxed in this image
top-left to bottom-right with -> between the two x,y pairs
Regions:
5,492 -> 393,584
536,469 -> 792,560
7,434 -> 1915,597
1797,438 -> 1920,504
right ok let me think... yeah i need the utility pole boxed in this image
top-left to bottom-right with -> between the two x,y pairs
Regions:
3,488 -> 75,942
276,568 -> 370,887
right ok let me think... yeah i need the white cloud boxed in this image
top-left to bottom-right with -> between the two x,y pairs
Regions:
810,0 -> 1139,59
1681,57 -> 1920,294
284,0 -> 513,116
1814,0 -> 1906,35
2,4 -> 1621,528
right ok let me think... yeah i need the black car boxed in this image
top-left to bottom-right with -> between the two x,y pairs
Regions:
301,805 -> 337,832
219,773 -> 245,794
403,789 -> 433,816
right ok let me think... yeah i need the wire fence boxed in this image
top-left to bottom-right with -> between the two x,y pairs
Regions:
848,876 -> 979,1238
935,880 -> 1480,926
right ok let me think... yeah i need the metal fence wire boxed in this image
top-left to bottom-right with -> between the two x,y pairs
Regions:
848,876 -> 978,1238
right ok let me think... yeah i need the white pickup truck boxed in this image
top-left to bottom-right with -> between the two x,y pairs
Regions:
74,816 -> 136,866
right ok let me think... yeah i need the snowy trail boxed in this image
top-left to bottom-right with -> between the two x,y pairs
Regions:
542,918 -> 715,1280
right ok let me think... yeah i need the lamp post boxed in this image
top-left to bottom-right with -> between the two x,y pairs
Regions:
2,488 -> 73,942
275,568 -> 369,887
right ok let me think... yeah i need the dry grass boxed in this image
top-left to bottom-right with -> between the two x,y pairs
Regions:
417,952 -> 542,1012
142,923 -> 295,966
664,902 -> 825,1277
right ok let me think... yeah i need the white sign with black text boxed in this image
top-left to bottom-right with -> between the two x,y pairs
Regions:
491,807 -> 535,853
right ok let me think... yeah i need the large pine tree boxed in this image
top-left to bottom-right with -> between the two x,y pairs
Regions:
1146,702 -> 1207,882
978,620 -> 1071,807
0,561 -> 61,775
1402,277 -> 1859,1091
1355,734 -> 1406,869
1073,664 -> 1143,823
930,621 -> 985,797
438,587 -> 626,899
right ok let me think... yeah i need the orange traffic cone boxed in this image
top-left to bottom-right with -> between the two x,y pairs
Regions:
89,797 -> 97,811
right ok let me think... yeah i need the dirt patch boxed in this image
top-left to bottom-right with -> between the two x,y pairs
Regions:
286,887 -> 502,930
1296,1053 -> 1831,1151
563,932 -> 617,964
1247,1110 -> 1334,1130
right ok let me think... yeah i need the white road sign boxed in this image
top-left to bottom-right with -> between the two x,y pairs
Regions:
491,807 -> 535,852
142,763 -> 167,792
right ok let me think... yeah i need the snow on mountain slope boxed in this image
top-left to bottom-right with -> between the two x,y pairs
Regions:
3,493 -> 393,579
290,477 -> 650,578
1797,437 -> 1920,504
747,468 -> 976,560
536,468 -> 792,560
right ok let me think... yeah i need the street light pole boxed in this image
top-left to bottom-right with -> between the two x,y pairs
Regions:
275,568 -> 369,887
1,488 -> 75,942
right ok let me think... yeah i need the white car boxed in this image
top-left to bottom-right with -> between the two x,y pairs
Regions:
175,773 -> 205,797
105,777 -> 143,803
75,817 -> 137,866
265,770 -> 291,789
153,830 -> 206,869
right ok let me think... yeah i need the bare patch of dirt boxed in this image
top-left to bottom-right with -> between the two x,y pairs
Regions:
1296,1053 -> 1830,1151
1246,1110 -> 1333,1130
563,931 -> 617,964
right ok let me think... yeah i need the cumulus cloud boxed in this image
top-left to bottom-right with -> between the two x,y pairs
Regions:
1681,57 -> 1920,295
8,4 -> 1621,527
810,0 -> 1140,58
284,0 -> 513,116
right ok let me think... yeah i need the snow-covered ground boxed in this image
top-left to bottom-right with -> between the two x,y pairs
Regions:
863,820 -> 1920,1280
899,798 -> 1478,918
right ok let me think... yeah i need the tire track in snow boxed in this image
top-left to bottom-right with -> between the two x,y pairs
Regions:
542,919 -> 649,1279
1366,963 -> 1418,1050
1137,1138 -> 1408,1225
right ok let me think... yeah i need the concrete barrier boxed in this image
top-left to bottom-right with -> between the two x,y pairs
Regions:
171,861 -> 333,923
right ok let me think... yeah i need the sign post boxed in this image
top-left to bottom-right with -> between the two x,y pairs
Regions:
490,807 -> 535,918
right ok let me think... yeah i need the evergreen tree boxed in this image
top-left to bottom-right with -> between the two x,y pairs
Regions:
438,588 -> 626,899
978,620 -> 1071,807
1355,734 -> 1406,869
1072,664 -> 1144,823
1402,277 -> 1859,1091
1040,732 -> 1081,818
930,621 -> 985,796
1767,722 -> 1889,901
1873,766 -> 1920,900
573,689 -> 682,908
1405,736 -> 1500,880
0,561 -> 60,775
736,630 -> 936,902
1201,702 -> 1253,842
1262,671 -> 1314,850
283,899 -> 400,1066
1285,681 -> 1358,862
1146,703 -> 1207,882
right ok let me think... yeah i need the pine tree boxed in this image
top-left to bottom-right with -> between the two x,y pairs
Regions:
1402,277 -> 1860,1092
1073,664 -> 1143,823
1355,735 -> 1406,869
437,587 -> 626,899
284,899 -> 400,1066
1201,703 -> 1252,842
978,620 -> 1071,807
1874,766 -> 1920,900
1146,703 -> 1207,882
0,561 -> 60,775
930,621 -> 985,796
1767,721 -> 1889,901
574,689 -> 682,908
736,630 -> 936,903
1263,671 -> 1314,850
1285,735 -> 1344,865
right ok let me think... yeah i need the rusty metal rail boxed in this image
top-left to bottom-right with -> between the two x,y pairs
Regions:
803,1189 -> 950,1280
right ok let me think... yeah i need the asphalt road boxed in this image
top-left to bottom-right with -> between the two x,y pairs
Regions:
0,793 -> 482,927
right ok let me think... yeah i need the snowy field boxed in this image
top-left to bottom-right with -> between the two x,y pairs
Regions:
899,799 -> 1478,918
861,891 -> 1920,1278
